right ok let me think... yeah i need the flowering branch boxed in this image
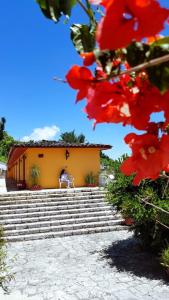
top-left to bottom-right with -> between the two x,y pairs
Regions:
117,54 -> 169,78
37,0 -> 169,185
54,53 -> 169,84
53,77 -> 67,83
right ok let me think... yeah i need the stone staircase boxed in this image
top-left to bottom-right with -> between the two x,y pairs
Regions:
0,188 -> 126,242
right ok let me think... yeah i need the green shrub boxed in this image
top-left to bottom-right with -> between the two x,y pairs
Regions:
107,156 -> 169,252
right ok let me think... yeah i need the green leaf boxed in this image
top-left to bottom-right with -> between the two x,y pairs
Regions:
36,0 -> 77,22
94,49 -> 116,73
126,42 -> 150,67
147,44 -> 169,93
61,0 -> 77,16
36,0 -> 47,9
70,24 -> 96,53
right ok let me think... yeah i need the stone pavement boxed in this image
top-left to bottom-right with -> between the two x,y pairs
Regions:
1,231 -> 169,300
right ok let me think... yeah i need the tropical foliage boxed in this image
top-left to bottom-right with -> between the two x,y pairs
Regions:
0,132 -> 15,163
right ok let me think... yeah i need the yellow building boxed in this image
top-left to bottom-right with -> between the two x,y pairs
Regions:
7,141 -> 111,189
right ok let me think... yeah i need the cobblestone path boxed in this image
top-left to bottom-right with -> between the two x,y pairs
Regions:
1,231 -> 169,300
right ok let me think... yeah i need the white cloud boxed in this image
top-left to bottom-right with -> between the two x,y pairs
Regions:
21,125 -> 60,142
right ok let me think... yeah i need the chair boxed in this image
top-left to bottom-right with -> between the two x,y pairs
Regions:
59,174 -> 75,188
67,175 -> 75,188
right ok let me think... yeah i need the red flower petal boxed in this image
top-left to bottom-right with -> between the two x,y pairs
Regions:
120,157 -> 136,176
97,0 -> 169,50
121,133 -> 169,185
66,65 -> 94,101
80,52 -> 96,66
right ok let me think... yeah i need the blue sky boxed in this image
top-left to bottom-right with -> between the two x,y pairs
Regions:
0,0 -> 169,158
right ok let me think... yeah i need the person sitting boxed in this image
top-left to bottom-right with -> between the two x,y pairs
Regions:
59,169 -> 71,188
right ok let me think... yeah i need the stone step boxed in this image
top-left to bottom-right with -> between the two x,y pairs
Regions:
0,197 -> 106,211
0,202 -> 112,215
0,190 -> 106,202
0,210 -> 117,225
3,225 -> 128,242
0,194 -> 105,206
3,214 -> 122,231
0,205 -> 114,220
4,219 -> 123,237
0,188 -> 124,243
0,187 -> 104,199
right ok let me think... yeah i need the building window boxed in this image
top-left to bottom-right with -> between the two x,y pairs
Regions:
38,154 -> 44,158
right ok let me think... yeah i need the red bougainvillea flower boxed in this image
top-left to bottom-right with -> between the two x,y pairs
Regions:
95,66 -> 107,80
146,122 -> 159,136
85,81 -> 130,126
120,133 -> 169,185
164,164 -> 169,173
96,0 -> 169,50
129,83 -> 167,130
80,52 -> 96,66
84,75 -> 136,126
66,65 -> 94,102
73,69 -> 169,130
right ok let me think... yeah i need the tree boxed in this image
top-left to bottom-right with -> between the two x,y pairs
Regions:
0,118 -> 6,141
77,133 -> 86,143
36,0 -> 169,185
0,131 -> 15,162
59,130 -> 86,143
100,151 -> 112,167
100,152 -> 111,160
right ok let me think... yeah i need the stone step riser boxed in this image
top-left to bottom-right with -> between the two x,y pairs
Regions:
3,225 -> 127,242
0,194 -> 105,205
0,211 -> 116,225
0,198 -> 106,210
0,203 -> 112,215
0,192 -> 106,202
4,220 -> 123,236
0,188 -> 103,198
2,215 -> 122,231
0,206 -> 114,220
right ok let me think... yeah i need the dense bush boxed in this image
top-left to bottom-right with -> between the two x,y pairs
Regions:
107,156 -> 169,253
